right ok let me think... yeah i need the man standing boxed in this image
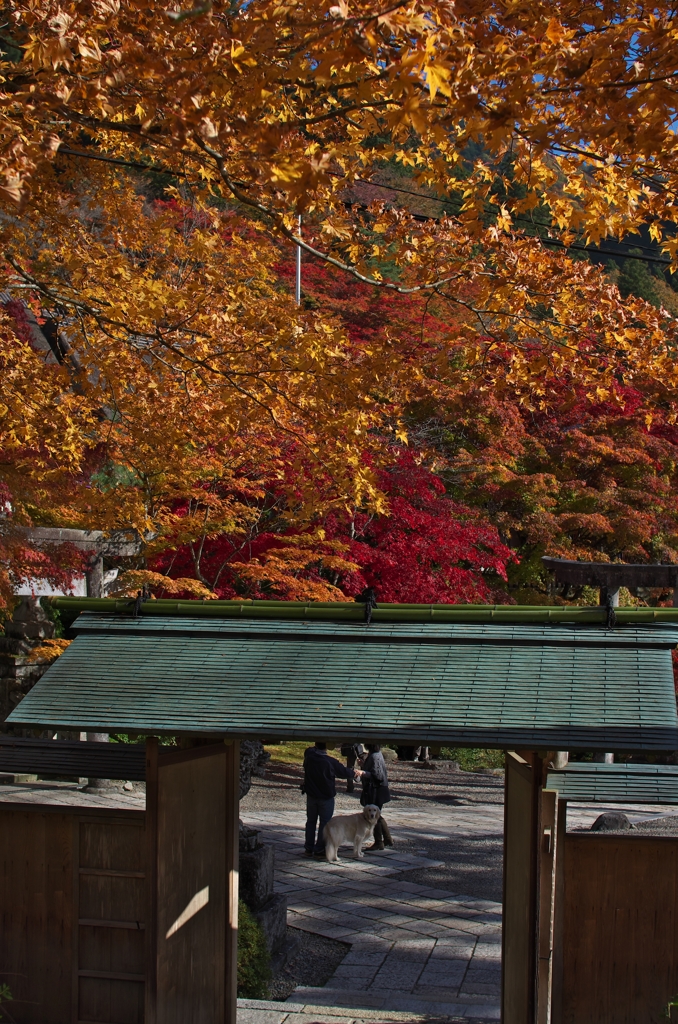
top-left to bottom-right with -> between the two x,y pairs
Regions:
303,741 -> 362,857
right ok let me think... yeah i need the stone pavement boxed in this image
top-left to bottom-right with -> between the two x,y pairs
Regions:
237,997 -> 492,1024
242,806 -> 504,1021
241,797 -> 678,1024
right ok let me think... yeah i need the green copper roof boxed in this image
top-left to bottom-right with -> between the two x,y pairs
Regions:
8,613 -> 678,749
547,762 -> 678,805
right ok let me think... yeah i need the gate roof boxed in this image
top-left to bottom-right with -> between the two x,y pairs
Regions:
547,762 -> 678,805
9,609 -> 678,750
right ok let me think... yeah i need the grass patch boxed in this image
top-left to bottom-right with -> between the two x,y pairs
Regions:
439,748 -> 505,771
265,741 -> 319,765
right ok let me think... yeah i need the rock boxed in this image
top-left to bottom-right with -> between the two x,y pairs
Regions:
252,893 -> 288,955
239,739 -> 271,799
591,811 -> 633,832
240,843 -> 275,910
123,781 -> 134,792
239,824 -> 261,853
381,747 -> 398,762
4,598 -> 55,641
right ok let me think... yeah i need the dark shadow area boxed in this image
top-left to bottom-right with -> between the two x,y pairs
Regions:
393,833 -> 504,903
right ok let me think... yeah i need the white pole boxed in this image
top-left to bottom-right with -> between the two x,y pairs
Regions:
295,214 -> 301,306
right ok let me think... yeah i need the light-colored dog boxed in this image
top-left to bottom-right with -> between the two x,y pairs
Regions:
323,805 -> 381,862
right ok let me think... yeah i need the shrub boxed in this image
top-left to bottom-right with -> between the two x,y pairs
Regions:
237,900 -> 271,999
438,748 -> 505,771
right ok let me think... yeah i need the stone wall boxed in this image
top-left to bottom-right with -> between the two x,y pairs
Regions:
0,598 -> 55,732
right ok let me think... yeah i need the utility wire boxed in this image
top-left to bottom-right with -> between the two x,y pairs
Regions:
340,171 -> 675,264
57,145 -> 674,268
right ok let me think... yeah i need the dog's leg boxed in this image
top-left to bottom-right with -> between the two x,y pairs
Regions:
354,834 -> 364,858
325,839 -> 336,863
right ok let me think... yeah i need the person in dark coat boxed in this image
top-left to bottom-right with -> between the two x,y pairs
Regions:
360,743 -> 393,850
303,741 -> 362,856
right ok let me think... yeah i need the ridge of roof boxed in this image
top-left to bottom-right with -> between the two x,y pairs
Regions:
50,596 -> 678,626
70,613 -> 678,647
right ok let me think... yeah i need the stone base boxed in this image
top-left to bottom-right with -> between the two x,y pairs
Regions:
252,893 -> 288,955
240,844 -> 274,909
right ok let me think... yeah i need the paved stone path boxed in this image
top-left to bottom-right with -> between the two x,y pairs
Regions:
242,807 -> 503,1020
242,796 -> 678,1023
237,997 -> 489,1024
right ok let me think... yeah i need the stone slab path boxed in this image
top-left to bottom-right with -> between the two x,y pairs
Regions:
238,996 -> 491,1024
242,797 -> 678,1023
243,806 -> 502,1021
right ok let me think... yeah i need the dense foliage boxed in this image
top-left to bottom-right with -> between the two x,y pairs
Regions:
3,0 -> 678,607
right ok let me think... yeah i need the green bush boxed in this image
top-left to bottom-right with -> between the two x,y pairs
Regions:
438,748 -> 505,771
238,900 -> 271,999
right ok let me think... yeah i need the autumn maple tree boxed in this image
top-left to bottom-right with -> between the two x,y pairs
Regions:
3,0 -> 678,607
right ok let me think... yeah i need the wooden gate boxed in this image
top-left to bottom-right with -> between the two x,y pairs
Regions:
0,803 -> 146,1024
145,740 -> 240,1024
503,752 -> 538,1024
560,833 -> 678,1024
0,740 -> 240,1024
76,816 -> 147,1024
503,753 -> 562,1024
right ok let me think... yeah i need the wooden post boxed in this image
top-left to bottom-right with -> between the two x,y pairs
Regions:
536,789 -> 558,1024
145,737 -> 159,1024
225,740 -> 240,1024
599,586 -> 620,607
550,798 -> 567,1024
502,752 -> 540,1024
85,552 -> 104,597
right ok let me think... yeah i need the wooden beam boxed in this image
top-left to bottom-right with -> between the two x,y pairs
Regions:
543,556 -> 678,590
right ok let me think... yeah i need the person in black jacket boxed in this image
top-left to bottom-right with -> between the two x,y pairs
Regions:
303,741 -> 363,857
360,743 -> 393,850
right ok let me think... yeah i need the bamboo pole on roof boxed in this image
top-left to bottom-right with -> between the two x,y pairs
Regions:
48,596 -> 678,624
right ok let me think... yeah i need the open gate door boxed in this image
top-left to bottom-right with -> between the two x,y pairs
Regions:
503,752 -> 538,1024
145,740 -> 240,1024
503,752 -> 562,1024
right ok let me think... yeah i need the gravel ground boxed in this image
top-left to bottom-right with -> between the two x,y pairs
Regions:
269,927 -> 350,1000
632,814 -> 678,834
572,812 -> 678,836
243,756 -> 505,903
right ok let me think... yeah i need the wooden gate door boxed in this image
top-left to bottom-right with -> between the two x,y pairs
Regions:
146,741 -> 239,1024
503,753 -> 564,1024
560,833 -> 678,1023
503,752 -> 539,1024
75,812 -> 147,1024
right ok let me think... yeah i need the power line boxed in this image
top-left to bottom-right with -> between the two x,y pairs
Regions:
337,173 -> 673,266
57,144 -> 674,268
